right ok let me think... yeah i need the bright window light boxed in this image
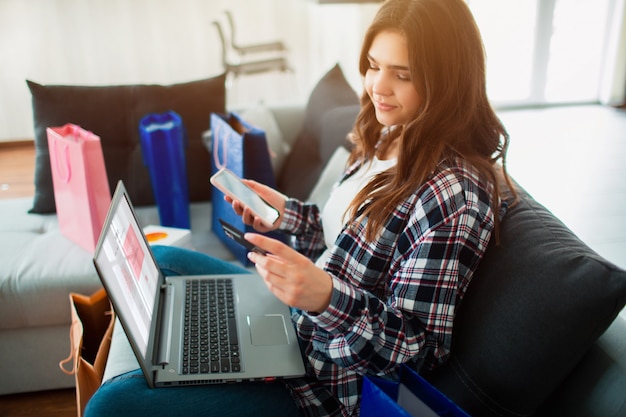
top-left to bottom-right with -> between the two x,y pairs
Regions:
468,0 -> 538,103
467,0 -> 614,106
545,0 -> 612,103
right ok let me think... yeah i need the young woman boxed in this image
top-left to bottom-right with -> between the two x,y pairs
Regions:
85,0 -> 514,416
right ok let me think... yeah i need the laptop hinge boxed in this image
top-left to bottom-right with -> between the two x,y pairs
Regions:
156,283 -> 175,366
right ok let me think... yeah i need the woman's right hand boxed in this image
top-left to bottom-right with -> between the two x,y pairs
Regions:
225,179 -> 287,233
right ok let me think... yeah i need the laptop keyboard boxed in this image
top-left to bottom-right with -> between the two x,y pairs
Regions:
182,278 -> 241,374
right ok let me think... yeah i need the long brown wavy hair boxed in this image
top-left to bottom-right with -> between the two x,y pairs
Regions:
347,0 -> 516,241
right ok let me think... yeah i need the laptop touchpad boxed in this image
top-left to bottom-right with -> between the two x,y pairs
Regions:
248,315 -> 289,346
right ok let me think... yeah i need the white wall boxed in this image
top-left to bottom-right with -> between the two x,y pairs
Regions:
0,0 -> 379,142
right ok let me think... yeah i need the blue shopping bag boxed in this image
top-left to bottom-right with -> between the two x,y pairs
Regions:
360,364 -> 470,417
139,110 -> 190,229
210,112 -> 281,265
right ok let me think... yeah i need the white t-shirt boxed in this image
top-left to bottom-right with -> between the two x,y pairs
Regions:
315,156 -> 397,267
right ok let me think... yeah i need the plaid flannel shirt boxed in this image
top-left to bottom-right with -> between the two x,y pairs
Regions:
278,158 -> 498,417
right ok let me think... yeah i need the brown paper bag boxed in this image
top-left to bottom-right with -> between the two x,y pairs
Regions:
59,288 -> 114,417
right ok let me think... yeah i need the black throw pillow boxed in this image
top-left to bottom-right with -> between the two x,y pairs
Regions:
27,74 -> 226,213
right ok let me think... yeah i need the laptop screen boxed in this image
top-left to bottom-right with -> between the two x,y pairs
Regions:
94,188 -> 161,359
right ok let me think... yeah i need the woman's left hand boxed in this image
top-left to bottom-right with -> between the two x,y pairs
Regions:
245,233 -> 333,314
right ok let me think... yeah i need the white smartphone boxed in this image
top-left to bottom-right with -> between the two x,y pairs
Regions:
210,168 -> 280,225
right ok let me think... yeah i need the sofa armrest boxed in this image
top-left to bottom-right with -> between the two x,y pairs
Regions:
427,183 -> 626,417
534,315 -> 626,416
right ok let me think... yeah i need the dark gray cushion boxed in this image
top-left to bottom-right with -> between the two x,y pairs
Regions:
534,316 -> 626,416
277,64 -> 359,200
319,104 -> 360,164
427,184 -> 626,417
27,75 -> 226,213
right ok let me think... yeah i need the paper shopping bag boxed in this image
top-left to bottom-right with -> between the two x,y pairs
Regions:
47,124 -> 111,253
139,110 -> 190,229
210,112 -> 279,265
360,364 -> 470,417
59,289 -> 115,417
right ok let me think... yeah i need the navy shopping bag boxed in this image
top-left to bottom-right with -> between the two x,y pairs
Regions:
210,112 -> 281,265
360,364 -> 470,417
139,110 -> 190,229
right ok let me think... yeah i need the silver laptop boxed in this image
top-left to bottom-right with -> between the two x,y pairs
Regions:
93,181 -> 305,387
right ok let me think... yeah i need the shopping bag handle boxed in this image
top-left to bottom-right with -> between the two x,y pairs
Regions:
212,120 -> 227,170
59,320 -> 78,376
53,140 -> 72,183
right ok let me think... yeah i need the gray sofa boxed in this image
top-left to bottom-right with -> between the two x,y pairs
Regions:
1,65 -> 625,416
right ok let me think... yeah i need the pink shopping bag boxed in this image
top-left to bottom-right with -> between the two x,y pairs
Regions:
47,124 -> 111,253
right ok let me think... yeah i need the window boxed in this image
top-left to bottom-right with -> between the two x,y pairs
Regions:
468,0 -> 616,107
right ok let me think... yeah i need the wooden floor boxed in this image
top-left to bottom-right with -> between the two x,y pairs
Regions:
0,140 -> 35,200
0,104 -> 624,415
0,389 -> 76,417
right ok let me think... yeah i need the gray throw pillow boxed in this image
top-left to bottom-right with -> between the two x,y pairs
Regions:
277,64 -> 359,201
